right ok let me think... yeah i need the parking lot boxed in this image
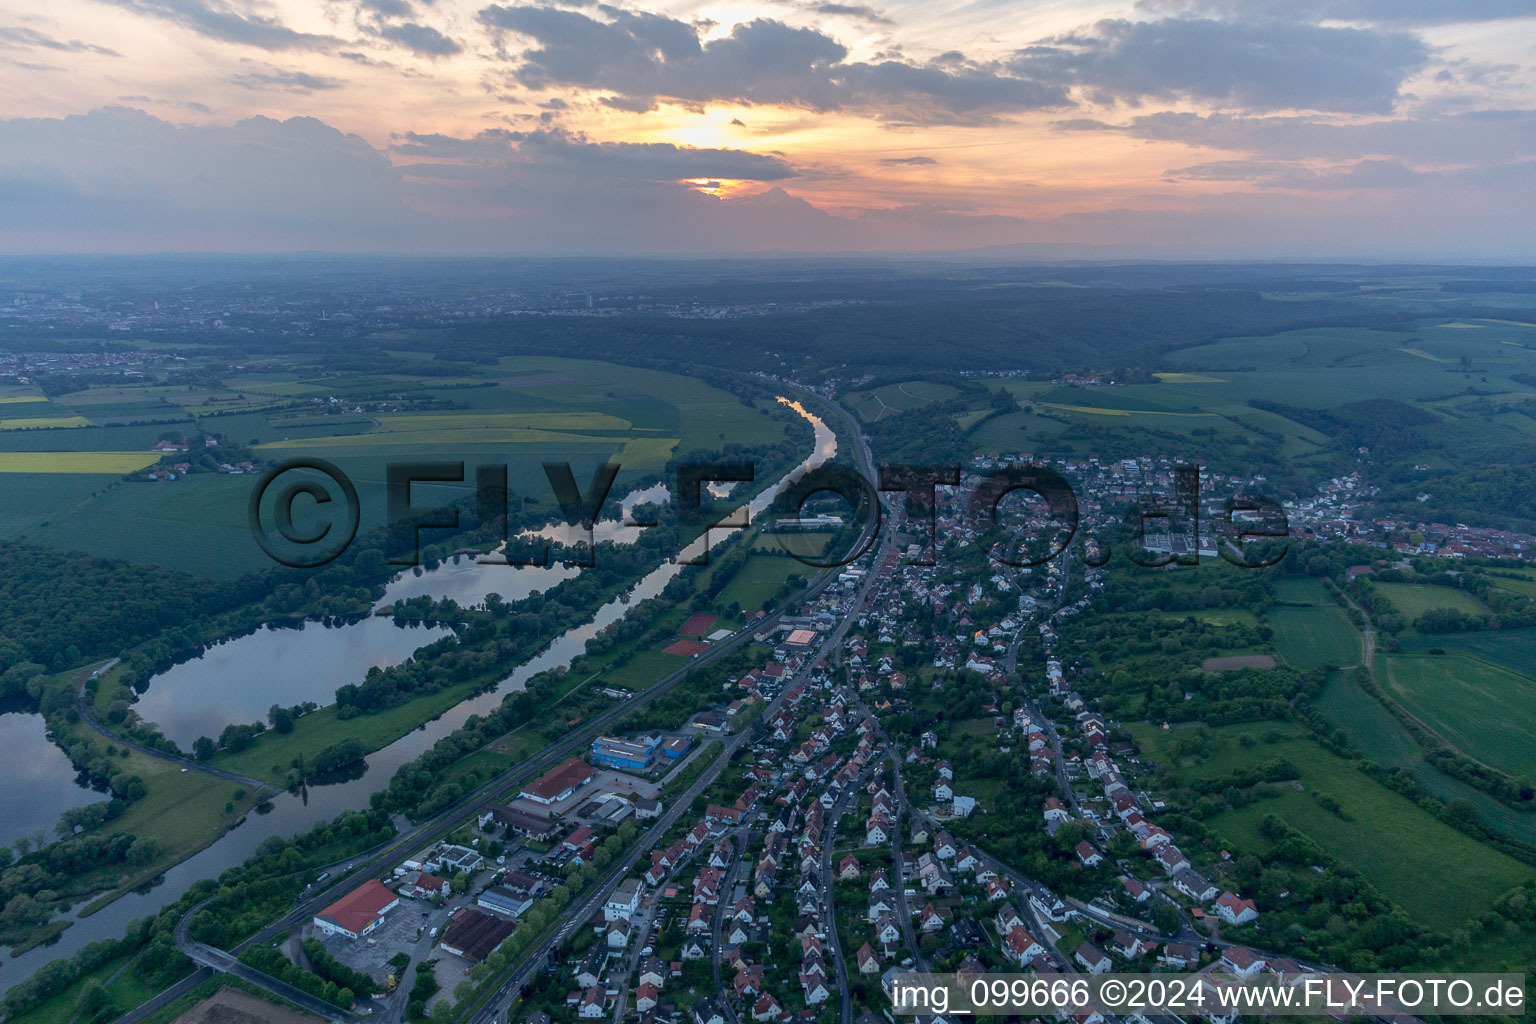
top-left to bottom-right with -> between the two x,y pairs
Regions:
316,895 -> 457,986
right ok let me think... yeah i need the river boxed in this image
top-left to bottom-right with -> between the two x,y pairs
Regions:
0,398 -> 833,989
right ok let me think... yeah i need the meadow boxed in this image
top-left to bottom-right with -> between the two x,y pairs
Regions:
1383,653 -> 1536,779
1373,581 -> 1487,622
1268,580 -> 1361,670
845,379 -> 960,422
1314,670 -> 1536,846
1133,721 -> 1533,931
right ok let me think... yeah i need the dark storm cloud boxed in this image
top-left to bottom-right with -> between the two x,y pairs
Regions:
476,4 -> 1069,122
0,26 -> 121,57
1009,17 -> 1431,113
92,0 -> 343,51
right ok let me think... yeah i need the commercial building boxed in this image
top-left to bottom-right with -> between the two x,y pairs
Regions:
519,757 -> 596,805
312,880 -> 399,939
591,733 -> 661,771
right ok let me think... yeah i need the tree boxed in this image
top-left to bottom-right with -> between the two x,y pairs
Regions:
193,736 -> 216,761
125,837 -> 161,867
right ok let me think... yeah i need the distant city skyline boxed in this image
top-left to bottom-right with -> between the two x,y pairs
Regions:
1,0 -> 1533,255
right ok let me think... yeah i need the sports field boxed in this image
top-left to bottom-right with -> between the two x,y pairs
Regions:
1384,653 -> 1536,778
711,554 -> 810,614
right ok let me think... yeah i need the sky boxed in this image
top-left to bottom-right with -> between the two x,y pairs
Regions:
0,0 -> 1533,256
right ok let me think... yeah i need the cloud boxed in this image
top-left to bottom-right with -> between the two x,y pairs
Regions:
375,20 -> 461,56
0,107 -> 410,249
1010,17 -> 1431,114
1135,0 -> 1536,26
879,155 -> 937,165
477,5 -> 1069,123
92,0 -> 344,51
3,105 -> 1533,258
390,127 -> 799,180
230,65 -> 347,91
0,26 -> 121,57
357,0 -> 413,17
807,3 -> 892,25
1055,108 -> 1536,164
1162,156 -> 1536,192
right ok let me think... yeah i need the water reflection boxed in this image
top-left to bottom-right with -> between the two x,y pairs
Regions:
0,398 -> 834,988
132,619 -> 453,752
0,710 -> 103,847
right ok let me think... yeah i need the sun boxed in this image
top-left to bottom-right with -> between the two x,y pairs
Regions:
684,179 -> 746,197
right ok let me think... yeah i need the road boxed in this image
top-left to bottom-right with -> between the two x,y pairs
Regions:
463,390 -> 888,1024
174,912 -> 359,1023
149,387 -> 887,1024
74,663 -> 273,790
820,762 -> 876,1024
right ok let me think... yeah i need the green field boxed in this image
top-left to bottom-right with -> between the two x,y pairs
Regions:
1161,323 -> 1536,410
1489,575 -> 1536,598
1395,626 -> 1536,677
4,357 -> 795,577
1269,582 -> 1360,670
1314,670 -> 1536,846
711,554 -> 811,614
1383,653 -> 1536,778
1134,722 -> 1533,930
0,416 -> 93,430
845,380 -> 959,422
1373,582 -> 1486,621
599,649 -> 689,691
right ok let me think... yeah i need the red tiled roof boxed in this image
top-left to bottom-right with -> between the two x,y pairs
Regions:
317,880 -> 396,935
524,757 -> 594,801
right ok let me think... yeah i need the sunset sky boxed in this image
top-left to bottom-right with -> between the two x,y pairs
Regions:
1,0 -> 1533,254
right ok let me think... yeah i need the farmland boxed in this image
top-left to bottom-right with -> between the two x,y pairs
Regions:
1268,580 -> 1361,670
0,356 -> 799,578
1383,653 -> 1536,779
1313,670 -> 1536,846
0,452 -> 160,473
1133,721 -> 1533,931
